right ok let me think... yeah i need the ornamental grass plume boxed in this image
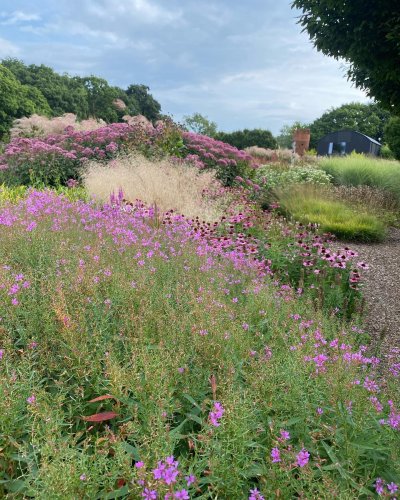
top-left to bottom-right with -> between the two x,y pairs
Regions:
10,113 -> 106,138
83,152 -> 226,221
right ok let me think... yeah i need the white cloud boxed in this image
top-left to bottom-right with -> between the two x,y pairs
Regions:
154,51 -> 369,134
85,0 -> 182,24
0,37 -> 20,58
1,10 -> 41,25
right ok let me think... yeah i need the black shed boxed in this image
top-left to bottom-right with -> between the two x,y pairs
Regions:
317,130 -> 381,156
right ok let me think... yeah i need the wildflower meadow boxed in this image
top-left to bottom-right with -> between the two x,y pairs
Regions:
0,116 -> 399,499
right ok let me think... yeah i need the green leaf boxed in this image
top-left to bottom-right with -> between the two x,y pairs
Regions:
182,393 -> 202,411
186,413 -> 203,425
169,419 -> 189,438
120,442 -> 140,461
98,485 -> 129,499
3,479 -> 27,493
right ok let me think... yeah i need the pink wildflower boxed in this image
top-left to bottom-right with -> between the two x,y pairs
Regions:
296,448 -> 310,467
271,447 -> 281,463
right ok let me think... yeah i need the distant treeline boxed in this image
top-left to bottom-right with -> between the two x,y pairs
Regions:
0,58 -> 162,137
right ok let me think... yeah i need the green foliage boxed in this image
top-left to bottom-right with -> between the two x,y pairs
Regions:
292,0 -> 400,113
77,76 -> 120,123
384,117 -> 400,161
183,112 -> 218,137
0,184 -> 88,204
255,164 -> 332,189
0,193 -> 398,497
2,59 -> 89,119
319,154 -> 400,203
1,59 -> 163,131
309,102 -> 391,149
276,121 -> 309,149
126,84 -> 161,122
150,118 -> 185,158
380,144 -> 395,160
277,185 -> 386,242
216,128 -> 277,150
0,65 -> 51,137
0,184 -> 28,204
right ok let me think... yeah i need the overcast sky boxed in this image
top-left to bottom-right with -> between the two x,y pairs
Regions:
0,0 -> 370,134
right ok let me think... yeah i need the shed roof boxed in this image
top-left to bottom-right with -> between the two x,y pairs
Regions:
320,129 -> 381,146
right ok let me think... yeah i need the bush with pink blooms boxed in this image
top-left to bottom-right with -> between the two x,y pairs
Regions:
0,119 -> 186,186
182,131 -> 255,186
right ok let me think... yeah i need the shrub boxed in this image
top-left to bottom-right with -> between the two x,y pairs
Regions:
255,164 -> 332,189
319,154 -> 400,203
276,185 -> 386,242
83,153 -> 226,221
0,121 -> 183,187
380,144 -> 395,160
0,137 -> 81,186
384,116 -> 400,161
215,128 -> 277,150
182,132 -> 255,186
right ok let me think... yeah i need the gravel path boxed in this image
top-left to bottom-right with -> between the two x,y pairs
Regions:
346,227 -> 400,368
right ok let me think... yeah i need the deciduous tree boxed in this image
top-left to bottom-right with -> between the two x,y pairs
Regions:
183,112 -> 218,137
309,103 -> 391,148
216,128 -> 277,150
292,0 -> 400,113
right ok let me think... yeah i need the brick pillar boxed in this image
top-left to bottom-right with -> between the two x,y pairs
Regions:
293,128 -> 310,156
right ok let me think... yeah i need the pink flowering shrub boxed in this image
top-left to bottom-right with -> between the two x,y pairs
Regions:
182,132 -> 255,186
0,119 -> 184,186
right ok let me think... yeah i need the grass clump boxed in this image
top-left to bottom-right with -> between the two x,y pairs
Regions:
276,185 -> 386,242
319,153 -> 400,203
83,153 -> 227,221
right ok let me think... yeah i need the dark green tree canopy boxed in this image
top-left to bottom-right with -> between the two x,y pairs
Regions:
216,128 -> 277,150
384,117 -> 400,160
0,65 -> 51,136
76,76 -> 120,123
0,59 -> 162,130
309,102 -> 391,148
292,0 -> 400,113
2,59 -> 89,119
126,84 -> 161,122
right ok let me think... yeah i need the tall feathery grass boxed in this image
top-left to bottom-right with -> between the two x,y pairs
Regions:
83,153 -> 228,221
319,154 -> 400,202
10,113 -> 107,138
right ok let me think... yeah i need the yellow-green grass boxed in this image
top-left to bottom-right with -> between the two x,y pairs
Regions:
319,154 -> 400,203
276,185 -> 386,242
0,184 -> 88,205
